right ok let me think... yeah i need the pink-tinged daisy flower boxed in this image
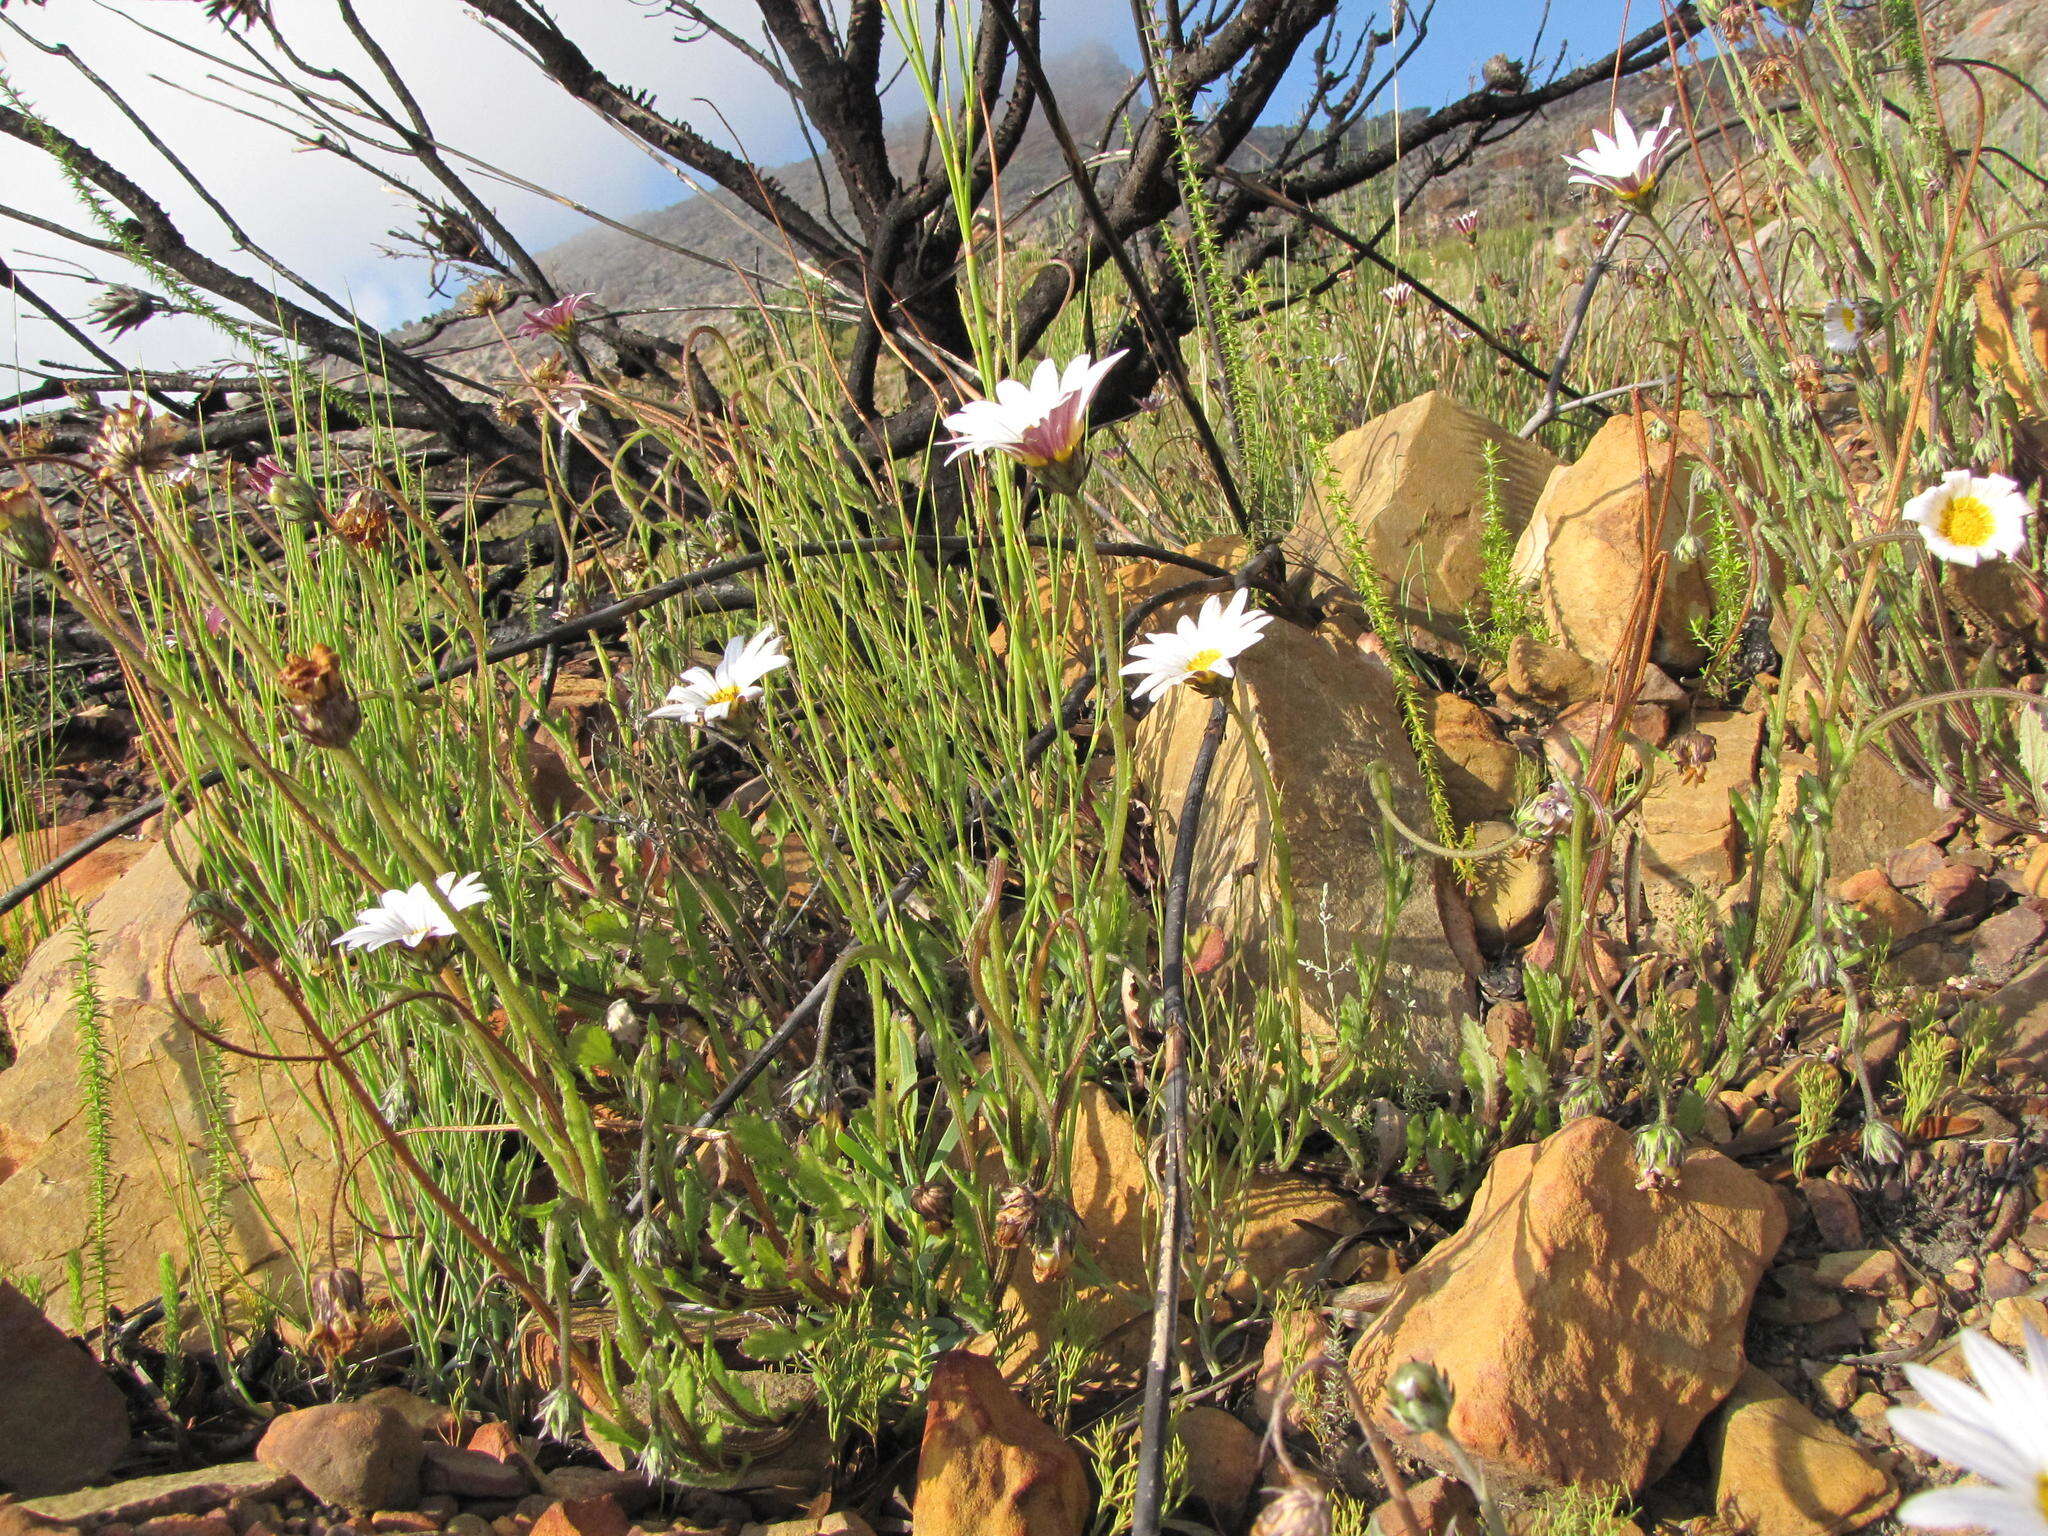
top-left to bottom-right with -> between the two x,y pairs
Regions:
941,351 -> 1126,493
515,292 -> 596,340
1381,282 -> 1416,307
1902,471 -> 2035,567
1121,589 -> 1273,702
648,626 -> 789,727
1563,107 -> 1681,209
1888,1324 -> 2048,1536
335,871 -> 491,952
1451,211 -> 1481,243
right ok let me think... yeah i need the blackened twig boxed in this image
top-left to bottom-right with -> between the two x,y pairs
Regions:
1131,689 -> 1231,1536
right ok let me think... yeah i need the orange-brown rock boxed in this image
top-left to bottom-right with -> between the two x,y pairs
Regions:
1705,1368 -> 1896,1536
1350,1116 -> 1785,1492
1637,708 -> 1765,924
1173,1407 -> 1260,1527
1512,410 -> 1717,668
0,1280 -> 130,1495
1430,694 -> 1524,826
255,1403 -> 423,1513
1132,619 -> 1471,1074
0,829 -> 362,1315
912,1352 -> 1089,1536
1293,392 -> 1558,638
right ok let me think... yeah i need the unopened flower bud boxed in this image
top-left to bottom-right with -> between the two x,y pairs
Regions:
309,1265 -> 367,1331
186,888 -> 244,947
910,1179 -> 955,1234
1029,1197 -> 1079,1284
248,456 -> 322,524
1387,1359 -> 1456,1435
1251,1479 -> 1331,1536
0,487 -> 55,571
604,997 -> 644,1052
1633,1120 -> 1687,1191
88,284 -> 165,338
1559,1075 -> 1608,1122
278,644 -> 363,748
1861,1118 -> 1905,1167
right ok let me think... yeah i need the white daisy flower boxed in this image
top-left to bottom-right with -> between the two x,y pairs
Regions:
1902,471 -> 2035,567
1888,1324 -> 2048,1536
1822,296 -> 1871,355
1121,589 -> 1273,702
1563,107 -> 1681,208
335,871 -> 491,952
648,625 -> 789,726
1381,282 -> 1416,307
940,351 -> 1127,489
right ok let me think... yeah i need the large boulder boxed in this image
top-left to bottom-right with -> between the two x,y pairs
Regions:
1131,618 -> 1472,1075
1512,410 -> 1718,668
0,1280 -> 130,1495
0,830 -> 359,1317
1293,392 -> 1558,640
1350,1117 -> 1785,1492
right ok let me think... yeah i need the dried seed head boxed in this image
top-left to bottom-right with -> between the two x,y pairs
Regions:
8,422 -> 56,457
1791,353 -> 1828,404
0,486 -> 55,571
1480,53 -> 1525,93
993,1183 -> 1039,1250
456,280 -> 515,319
1669,727 -> 1718,786
88,285 -> 165,338
910,1179 -> 955,1234
1250,1479 -> 1331,1536
92,402 -> 184,481
333,489 -> 393,552
1387,1359 -> 1456,1435
202,0 -> 270,27
278,644 -> 363,748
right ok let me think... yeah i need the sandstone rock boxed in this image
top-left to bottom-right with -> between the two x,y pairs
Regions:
0,813 -> 156,932
1430,694 -> 1524,827
21,1466 -> 293,1528
912,1352 -> 1089,1536
352,1391 -> 454,1443
526,1499 -> 626,1536
533,1471 -> 648,1516
0,832 -> 362,1315
1132,618 -> 1471,1075
0,1280 -> 131,1495
1374,1476 -> 1477,1536
1707,1367 -> 1896,1536
1293,392 -> 1558,637
1798,1178 -> 1863,1250
464,1424 -> 525,1465
0,1504 -> 79,1536
1834,870 -> 1929,943
1172,1407 -> 1260,1527
1975,269 -> 2048,416
1824,753 -> 1953,887
1251,1308 -> 1332,1433
1989,1295 -> 2048,1350
1813,1250 -> 1904,1297
255,1403 -> 423,1513
1465,826 -> 1553,949
419,1447 -> 525,1502
1511,410 -> 1716,668
1974,904 -> 2048,983
738,1517 -> 874,1536
1637,709 -> 1766,923
1217,1175 -> 1372,1309
1350,1117 -> 1785,1492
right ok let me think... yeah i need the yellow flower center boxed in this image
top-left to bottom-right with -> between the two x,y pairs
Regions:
2038,1471 -> 2048,1518
1938,493 -> 1994,549
708,684 -> 742,706
1185,647 -> 1224,674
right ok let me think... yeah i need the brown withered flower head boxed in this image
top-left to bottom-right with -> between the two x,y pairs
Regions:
0,485 -> 55,571
1791,353 -> 1829,404
278,644 -> 363,749
1250,1479 -> 1331,1536
1668,727 -> 1718,786
92,402 -> 184,482
993,1183 -> 1039,1251
8,421 -> 56,457
305,1264 -> 370,1367
333,488 -> 393,552
909,1179 -> 955,1234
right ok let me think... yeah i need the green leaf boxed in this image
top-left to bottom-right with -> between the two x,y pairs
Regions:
569,1021 -> 618,1073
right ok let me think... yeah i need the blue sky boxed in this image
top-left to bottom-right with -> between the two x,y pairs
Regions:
0,0 -> 1666,384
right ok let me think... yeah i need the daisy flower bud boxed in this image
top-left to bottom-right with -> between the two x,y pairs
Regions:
910,1179 -> 956,1234
248,456 -> 323,524
1387,1359 -> 1456,1435
1251,1479 -> 1331,1536
0,486 -> 55,571
993,1183 -> 1039,1250
1633,1120 -> 1687,1191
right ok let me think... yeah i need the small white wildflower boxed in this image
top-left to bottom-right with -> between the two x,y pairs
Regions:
648,625 -> 789,726
1380,281 -> 1415,307
1822,296 -> 1870,355
1887,1324 -> 2048,1536
334,871 -> 490,952
1902,471 -> 2035,567
1562,106 -> 1681,208
1120,589 -> 1273,702
940,351 -> 1126,492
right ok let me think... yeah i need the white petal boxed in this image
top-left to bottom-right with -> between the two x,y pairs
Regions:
1900,1484 -> 2048,1536
1889,1406 -> 2039,1491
